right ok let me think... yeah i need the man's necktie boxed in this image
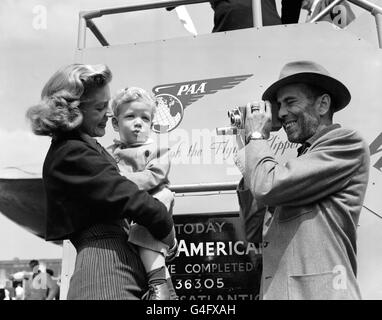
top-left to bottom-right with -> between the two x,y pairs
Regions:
297,142 -> 311,157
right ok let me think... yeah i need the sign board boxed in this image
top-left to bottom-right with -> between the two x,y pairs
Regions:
2,20 -> 382,299
171,213 -> 261,300
73,22 -> 382,299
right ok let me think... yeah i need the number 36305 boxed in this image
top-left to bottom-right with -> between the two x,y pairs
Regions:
175,278 -> 224,290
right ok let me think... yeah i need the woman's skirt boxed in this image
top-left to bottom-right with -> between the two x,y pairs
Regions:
67,222 -> 147,300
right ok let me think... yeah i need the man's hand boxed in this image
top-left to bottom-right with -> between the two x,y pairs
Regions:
235,132 -> 246,151
153,187 -> 174,213
245,100 -> 272,141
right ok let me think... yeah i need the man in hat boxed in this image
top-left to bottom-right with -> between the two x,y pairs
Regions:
235,60 -> 370,299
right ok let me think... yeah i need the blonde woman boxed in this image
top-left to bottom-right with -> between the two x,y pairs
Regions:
26,64 -> 175,300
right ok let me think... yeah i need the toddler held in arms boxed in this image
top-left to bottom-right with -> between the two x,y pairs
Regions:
108,87 -> 178,300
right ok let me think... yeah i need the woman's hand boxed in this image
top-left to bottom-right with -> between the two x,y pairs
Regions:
153,187 -> 174,213
154,188 -> 176,247
161,226 -> 176,249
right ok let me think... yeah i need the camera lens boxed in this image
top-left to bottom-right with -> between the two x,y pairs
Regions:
230,114 -> 235,125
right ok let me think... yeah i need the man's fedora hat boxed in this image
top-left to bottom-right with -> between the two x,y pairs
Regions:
262,61 -> 351,112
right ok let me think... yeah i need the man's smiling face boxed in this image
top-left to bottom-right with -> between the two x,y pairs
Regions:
276,83 -> 322,144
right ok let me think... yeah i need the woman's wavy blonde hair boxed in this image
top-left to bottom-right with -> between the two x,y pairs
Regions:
26,64 -> 112,136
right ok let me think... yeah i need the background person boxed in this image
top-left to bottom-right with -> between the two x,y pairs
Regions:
210,0 -> 303,32
46,268 -> 60,300
24,260 -> 59,300
235,60 -> 370,299
166,0 -> 303,31
26,64 -> 176,300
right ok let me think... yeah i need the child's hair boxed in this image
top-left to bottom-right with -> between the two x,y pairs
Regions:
26,64 -> 112,136
111,87 -> 157,118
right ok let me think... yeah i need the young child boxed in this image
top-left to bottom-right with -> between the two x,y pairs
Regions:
108,87 -> 178,300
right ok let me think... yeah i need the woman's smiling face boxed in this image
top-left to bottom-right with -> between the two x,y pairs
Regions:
79,84 -> 111,137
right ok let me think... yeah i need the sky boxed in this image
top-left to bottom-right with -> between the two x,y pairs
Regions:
0,0 -> 304,262
0,0 -> 215,261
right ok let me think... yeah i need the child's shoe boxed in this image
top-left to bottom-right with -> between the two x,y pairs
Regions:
142,283 -> 170,300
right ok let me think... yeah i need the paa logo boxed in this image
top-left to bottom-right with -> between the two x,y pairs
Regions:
151,74 -> 253,133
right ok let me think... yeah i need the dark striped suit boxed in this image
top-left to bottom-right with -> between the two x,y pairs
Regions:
43,131 -> 174,299
68,223 -> 146,300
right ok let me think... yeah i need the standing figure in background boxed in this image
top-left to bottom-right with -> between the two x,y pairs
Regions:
0,288 -> 5,300
210,0 -> 303,32
46,269 -> 60,300
108,87 -> 178,300
24,260 -> 59,300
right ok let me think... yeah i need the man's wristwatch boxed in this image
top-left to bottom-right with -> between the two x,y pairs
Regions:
246,131 -> 265,143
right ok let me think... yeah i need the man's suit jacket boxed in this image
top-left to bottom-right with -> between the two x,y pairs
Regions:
236,124 -> 370,299
43,131 -> 173,241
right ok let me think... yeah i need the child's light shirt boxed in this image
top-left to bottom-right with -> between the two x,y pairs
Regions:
107,138 -> 170,192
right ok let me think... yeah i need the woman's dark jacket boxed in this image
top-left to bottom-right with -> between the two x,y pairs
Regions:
43,131 -> 173,241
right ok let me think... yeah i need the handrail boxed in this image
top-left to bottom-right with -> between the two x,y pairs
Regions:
348,0 -> 382,48
310,0 -> 382,22
78,0 -> 382,49
252,0 -> 263,28
309,0 -> 382,48
82,0 -> 208,19
309,0 -> 346,22
169,181 -> 238,194
349,0 -> 382,13
78,0 -> 210,49
77,0 -> 264,49
86,19 -> 109,46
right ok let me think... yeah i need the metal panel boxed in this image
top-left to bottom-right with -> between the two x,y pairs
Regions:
77,22 -> 382,212
74,22 -> 382,299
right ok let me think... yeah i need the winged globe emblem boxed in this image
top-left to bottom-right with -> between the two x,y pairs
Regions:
152,74 -> 253,133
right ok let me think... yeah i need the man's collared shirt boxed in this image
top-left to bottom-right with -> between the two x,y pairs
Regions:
297,123 -> 341,156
